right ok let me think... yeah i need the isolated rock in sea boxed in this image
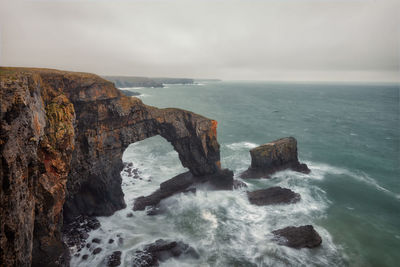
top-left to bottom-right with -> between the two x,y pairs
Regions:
247,186 -> 300,205
132,239 -> 199,266
272,225 -> 322,248
0,67 -> 223,266
133,169 -> 234,211
241,137 -> 310,178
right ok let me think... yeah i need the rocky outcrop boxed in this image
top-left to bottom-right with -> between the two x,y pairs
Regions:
0,67 -> 222,266
132,239 -> 199,266
247,186 -> 300,206
272,225 -> 322,248
134,169 -> 233,211
241,137 -> 310,178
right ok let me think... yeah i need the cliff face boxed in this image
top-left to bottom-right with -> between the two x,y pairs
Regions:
0,68 -> 221,266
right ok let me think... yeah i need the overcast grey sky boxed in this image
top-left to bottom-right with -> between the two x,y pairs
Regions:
0,0 -> 399,82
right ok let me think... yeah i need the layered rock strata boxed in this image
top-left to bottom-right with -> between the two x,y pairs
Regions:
0,67 -> 222,266
241,137 -> 310,178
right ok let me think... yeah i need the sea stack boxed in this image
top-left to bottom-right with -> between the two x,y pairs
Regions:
241,137 -> 310,178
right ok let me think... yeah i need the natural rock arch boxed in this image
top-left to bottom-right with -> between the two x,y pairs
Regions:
0,68 -> 222,267
61,74 -> 221,222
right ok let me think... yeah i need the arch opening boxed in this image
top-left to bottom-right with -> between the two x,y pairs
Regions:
121,135 -> 188,206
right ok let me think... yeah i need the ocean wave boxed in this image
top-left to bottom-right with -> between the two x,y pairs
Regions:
226,141 -> 258,150
71,139 -> 347,267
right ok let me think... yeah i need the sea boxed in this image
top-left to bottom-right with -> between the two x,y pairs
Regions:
71,81 -> 399,267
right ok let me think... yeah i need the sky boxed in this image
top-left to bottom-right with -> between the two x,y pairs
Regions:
0,0 -> 399,82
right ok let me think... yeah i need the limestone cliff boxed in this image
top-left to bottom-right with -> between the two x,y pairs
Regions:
0,67 -> 221,266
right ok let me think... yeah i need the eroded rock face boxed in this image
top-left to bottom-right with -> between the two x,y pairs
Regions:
272,225 -> 322,248
0,67 -> 222,266
241,137 -> 310,178
247,186 -> 300,206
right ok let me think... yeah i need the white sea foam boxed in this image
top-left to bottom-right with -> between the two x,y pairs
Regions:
226,141 -> 258,150
71,138 -> 348,267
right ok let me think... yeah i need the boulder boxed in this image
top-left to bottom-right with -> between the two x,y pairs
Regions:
241,137 -> 310,178
132,239 -> 199,266
272,225 -> 322,248
247,187 -> 300,205
92,247 -> 102,255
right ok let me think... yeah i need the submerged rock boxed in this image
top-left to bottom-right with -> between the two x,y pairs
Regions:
106,251 -> 122,267
247,186 -> 300,205
272,225 -> 322,248
93,247 -> 102,255
241,137 -> 310,178
132,239 -> 199,266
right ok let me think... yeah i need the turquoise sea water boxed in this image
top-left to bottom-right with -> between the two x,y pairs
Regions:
71,81 -> 399,267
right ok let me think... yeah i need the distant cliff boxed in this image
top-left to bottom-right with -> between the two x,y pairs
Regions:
0,67 -> 221,266
103,76 -> 195,88
102,76 -> 164,88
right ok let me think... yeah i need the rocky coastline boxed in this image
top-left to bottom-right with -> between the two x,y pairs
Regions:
1,67 -> 320,267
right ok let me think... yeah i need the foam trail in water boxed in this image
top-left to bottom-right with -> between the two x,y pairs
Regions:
304,161 -> 400,200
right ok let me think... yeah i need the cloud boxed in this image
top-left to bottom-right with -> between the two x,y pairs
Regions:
0,0 -> 399,82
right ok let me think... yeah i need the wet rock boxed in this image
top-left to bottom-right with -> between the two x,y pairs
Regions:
92,238 -> 101,244
241,137 -> 310,178
134,170 -> 234,211
74,253 -> 80,257
132,239 -> 199,266
146,206 -> 163,216
118,237 -> 124,245
93,247 -> 102,255
182,187 -> 197,194
63,216 -> 101,251
108,239 -> 114,244
86,243 -> 91,248
107,251 -> 122,267
272,225 -> 322,248
247,187 -> 300,206
82,254 -> 89,260
126,213 -> 133,218
233,179 -> 247,189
